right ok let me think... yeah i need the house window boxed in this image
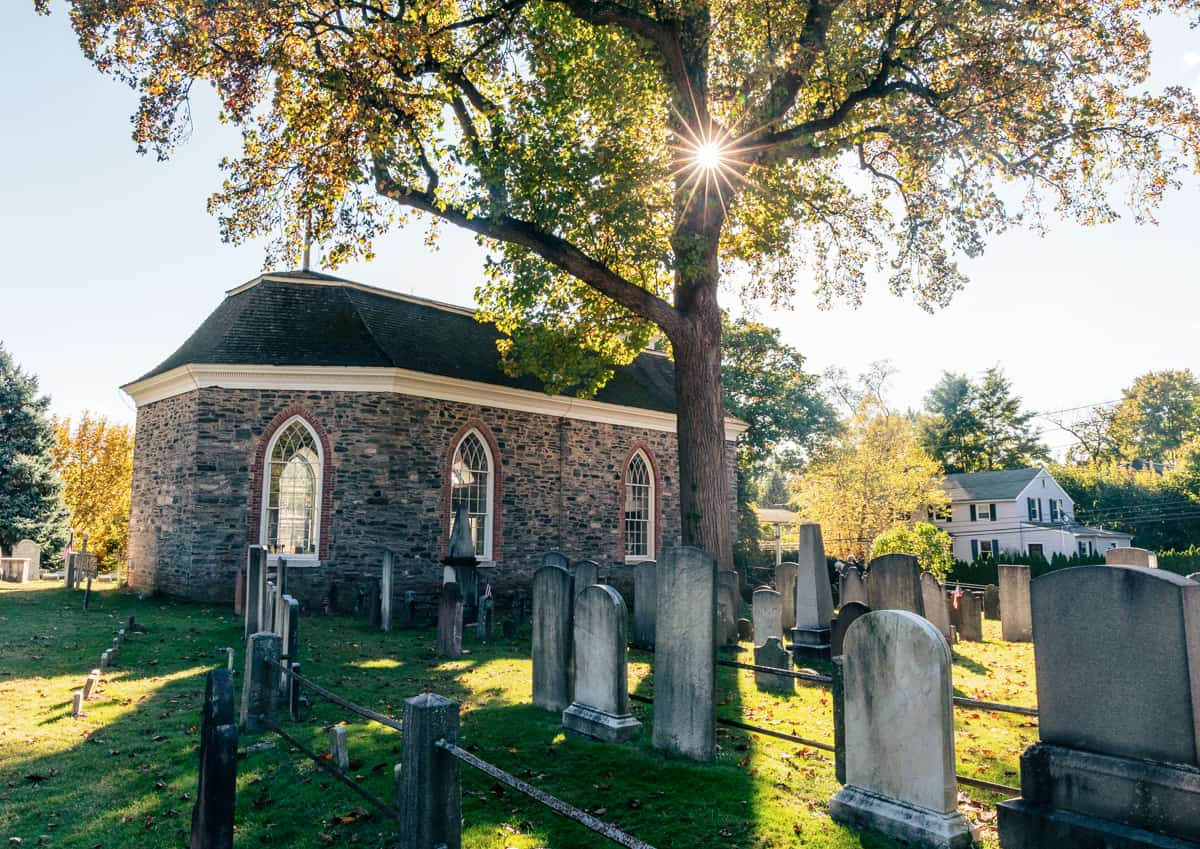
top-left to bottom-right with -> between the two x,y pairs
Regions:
1027,498 -> 1040,521
262,418 -> 322,558
1028,543 -> 1044,558
972,539 -> 995,561
451,430 -> 495,560
1050,500 -> 1060,522
928,504 -> 950,523
624,450 -> 654,560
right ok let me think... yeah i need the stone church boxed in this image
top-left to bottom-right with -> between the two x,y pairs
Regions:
123,270 -> 744,606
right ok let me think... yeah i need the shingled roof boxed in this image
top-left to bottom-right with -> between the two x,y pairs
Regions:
132,270 -> 679,413
940,468 -> 1043,502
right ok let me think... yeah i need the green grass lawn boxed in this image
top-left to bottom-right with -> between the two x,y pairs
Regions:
0,582 -> 1037,849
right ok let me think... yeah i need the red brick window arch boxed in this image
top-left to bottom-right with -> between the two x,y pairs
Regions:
442,421 -> 503,562
247,407 -> 334,561
621,445 -> 661,562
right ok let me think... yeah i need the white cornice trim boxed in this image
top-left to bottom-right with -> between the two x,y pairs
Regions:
121,364 -> 750,440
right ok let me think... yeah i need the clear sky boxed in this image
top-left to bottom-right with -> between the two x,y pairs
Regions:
3,4 -> 1199,458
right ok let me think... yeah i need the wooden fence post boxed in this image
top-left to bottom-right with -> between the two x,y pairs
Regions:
191,669 -> 238,849
397,693 -> 461,849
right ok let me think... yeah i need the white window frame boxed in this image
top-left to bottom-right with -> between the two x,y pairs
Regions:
623,449 -> 655,563
260,415 -> 323,565
451,428 -> 496,562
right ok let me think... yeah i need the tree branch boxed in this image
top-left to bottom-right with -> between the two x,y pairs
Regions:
372,155 -> 681,334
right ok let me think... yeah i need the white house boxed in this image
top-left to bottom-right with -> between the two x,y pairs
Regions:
928,468 -> 1133,562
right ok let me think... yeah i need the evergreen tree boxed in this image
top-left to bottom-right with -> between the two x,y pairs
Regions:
0,344 -> 69,555
762,470 -> 790,508
921,367 -> 1047,472
920,372 -> 983,473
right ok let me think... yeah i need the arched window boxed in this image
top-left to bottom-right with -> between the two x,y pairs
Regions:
262,417 -> 322,559
451,430 -> 494,560
624,450 -> 654,560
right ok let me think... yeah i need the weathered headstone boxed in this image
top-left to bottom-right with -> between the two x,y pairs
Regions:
830,601 -> 871,657
838,564 -> 868,607
573,559 -> 600,597
653,546 -> 716,761
380,549 -> 395,631
632,560 -> 657,649
13,539 -> 40,581
920,572 -> 953,641
72,690 -> 84,718
752,587 -> 783,644
278,596 -> 300,699
997,566 -> 1200,848
191,669 -> 238,849
542,551 -> 569,570
245,547 -> 266,640
776,561 -> 798,630
998,564 -> 1033,642
717,570 -> 740,647
329,725 -> 350,770
437,582 -> 464,658
792,525 -> 834,659
1104,546 -> 1158,568
83,669 -> 100,701
400,590 -> 416,629
830,610 -> 971,849
512,588 -> 530,627
866,553 -> 925,615
264,581 -> 276,633
562,585 -> 641,742
273,560 -> 290,635
366,579 -> 382,629
478,594 -> 495,641
983,584 -> 1001,620
753,637 -> 794,693
737,618 -> 753,641
1187,571 -> 1200,582
949,590 -> 983,642
239,632 -> 280,732
532,564 -> 573,712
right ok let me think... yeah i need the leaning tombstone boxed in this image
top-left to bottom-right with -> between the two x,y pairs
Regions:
82,669 -> 100,701
949,590 -> 983,642
752,587 -> 783,644
776,561 -> 798,631
562,585 -> 641,742
632,560 -> 657,649
532,564 -> 573,712
717,570 -> 740,647
191,668 -> 238,849
753,637 -> 794,694
573,559 -> 600,597
653,546 -> 716,761
437,582 -> 464,658
920,572 -> 953,641
1104,546 -> 1158,568
866,553 -> 925,615
998,564 -> 1033,642
983,584 -> 1001,620
792,524 -> 834,660
997,566 -> 1200,848
830,610 -> 971,849
830,601 -> 871,657
838,564 -> 869,607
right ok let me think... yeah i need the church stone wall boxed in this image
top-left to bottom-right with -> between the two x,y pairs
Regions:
129,386 -> 737,610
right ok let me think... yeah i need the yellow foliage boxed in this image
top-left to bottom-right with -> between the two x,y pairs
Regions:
50,412 -> 134,569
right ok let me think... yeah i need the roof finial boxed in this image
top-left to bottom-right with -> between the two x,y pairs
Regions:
301,209 -> 313,272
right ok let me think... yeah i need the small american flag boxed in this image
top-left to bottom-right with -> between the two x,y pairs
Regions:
952,584 -> 964,610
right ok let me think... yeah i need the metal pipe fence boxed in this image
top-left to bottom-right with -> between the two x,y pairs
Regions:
265,657 -> 406,732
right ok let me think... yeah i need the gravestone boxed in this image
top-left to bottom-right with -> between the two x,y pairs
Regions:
983,584 -> 1001,620
866,554 -> 925,615
542,551 -> 569,571
632,560 -> 657,649
653,546 -> 716,761
838,565 -> 868,607
562,585 -> 641,742
830,601 -> 870,657
71,687 -> 83,716
380,549 -> 395,631
1104,546 -> 1158,568
776,562 -> 798,630
792,525 -> 834,659
366,579 -> 381,629
752,587 -> 783,644
573,559 -> 600,597
264,582 -> 276,633
737,618 -> 753,641
278,596 -> 300,699
717,570 -> 740,647
478,595 -> 495,641
191,669 -> 238,849
437,582 -> 464,658
997,566 -> 1200,848
13,539 -> 40,581
753,637 -> 794,693
274,560 -> 290,636
82,669 -> 100,701
234,568 -> 245,616
329,725 -> 350,770
400,590 -> 416,629
830,610 -> 971,849
920,572 -> 953,641
512,588 -> 530,627
949,590 -> 983,641
998,564 -> 1033,642
1188,572 -> 1200,582
532,564 -> 574,712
